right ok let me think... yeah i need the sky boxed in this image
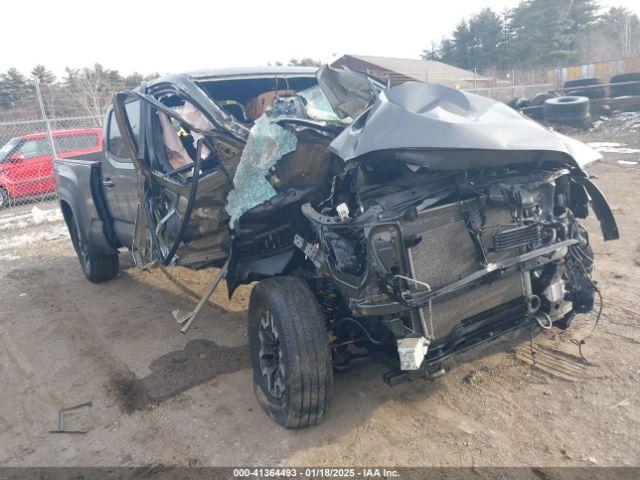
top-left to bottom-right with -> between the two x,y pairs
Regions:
3,0 -> 639,78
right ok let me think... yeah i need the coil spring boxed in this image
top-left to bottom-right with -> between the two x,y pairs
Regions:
317,280 -> 340,322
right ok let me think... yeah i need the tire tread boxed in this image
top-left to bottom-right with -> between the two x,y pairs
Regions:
249,276 -> 332,429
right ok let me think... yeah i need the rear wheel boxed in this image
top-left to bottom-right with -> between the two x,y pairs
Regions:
248,276 -> 332,429
67,212 -> 118,283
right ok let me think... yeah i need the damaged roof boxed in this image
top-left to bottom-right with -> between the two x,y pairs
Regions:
331,54 -> 485,88
157,66 -> 318,83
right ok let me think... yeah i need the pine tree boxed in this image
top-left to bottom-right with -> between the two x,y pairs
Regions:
510,0 -> 574,66
468,8 -> 503,70
0,68 -> 29,109
31,65 -> 56,85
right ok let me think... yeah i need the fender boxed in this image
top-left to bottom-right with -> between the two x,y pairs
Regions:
573,176 -> 620,241
54,159 -> 119,255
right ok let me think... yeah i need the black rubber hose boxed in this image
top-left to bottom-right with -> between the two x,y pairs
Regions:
333,317 -> 384,346
162,139 -> 203,265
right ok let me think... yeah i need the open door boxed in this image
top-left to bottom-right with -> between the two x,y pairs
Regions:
112,85 -> 246,269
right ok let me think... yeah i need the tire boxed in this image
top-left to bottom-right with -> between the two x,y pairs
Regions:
563,77 -> 605,100
610,72 -> 640,98
543,96 -> 590,119
618,96 -> 640,112
531,91 -> 557,107
67,212 -> 118,283
590,103 -> 611,116
546,114 -> 592,129
521,105 -> 544,120
566,87 -> 606,99
563,77 -> 602,88
0,188 -> 10,210
248,276 -> 332,429
610,72 -> 640,83
507,97 -> 525,109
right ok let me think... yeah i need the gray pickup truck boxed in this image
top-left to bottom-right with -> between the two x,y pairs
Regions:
54,102 -> 139,282
54,66 -> 619,428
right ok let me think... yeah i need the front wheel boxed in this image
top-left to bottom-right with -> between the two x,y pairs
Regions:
248,276 -> 333,428
67,212 -> 118,283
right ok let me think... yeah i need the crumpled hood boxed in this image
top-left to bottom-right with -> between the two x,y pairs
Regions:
328,82 -> 600,169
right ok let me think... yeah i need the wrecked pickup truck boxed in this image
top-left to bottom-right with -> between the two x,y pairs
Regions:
54,65 -> 619,428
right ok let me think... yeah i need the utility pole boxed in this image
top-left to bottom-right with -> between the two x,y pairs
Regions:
34,77 -> 57,158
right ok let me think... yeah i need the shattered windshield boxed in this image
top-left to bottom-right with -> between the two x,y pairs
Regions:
298,86 -> 352,123
225,115 -> 298,226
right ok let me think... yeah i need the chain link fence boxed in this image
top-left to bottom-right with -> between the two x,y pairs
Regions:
0,77 -> 117,251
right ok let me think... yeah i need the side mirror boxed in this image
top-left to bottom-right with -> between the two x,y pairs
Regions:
8,153 -> 25,162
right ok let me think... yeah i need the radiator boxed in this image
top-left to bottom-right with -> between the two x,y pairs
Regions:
402,200 -> 526,340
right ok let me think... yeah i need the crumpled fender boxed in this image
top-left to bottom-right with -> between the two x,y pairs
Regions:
573,176 -> 620,241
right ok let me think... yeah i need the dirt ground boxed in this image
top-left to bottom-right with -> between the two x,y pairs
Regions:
1,129 -> 639,467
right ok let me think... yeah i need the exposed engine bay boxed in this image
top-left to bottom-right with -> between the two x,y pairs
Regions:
294,165 -> 610,381
112,65 -> 619,384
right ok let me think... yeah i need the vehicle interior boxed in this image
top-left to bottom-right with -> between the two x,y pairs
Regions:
148,74 -> 326,181
196,75 -> 317,124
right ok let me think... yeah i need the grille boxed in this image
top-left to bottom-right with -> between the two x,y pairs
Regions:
402,200 -> 525,340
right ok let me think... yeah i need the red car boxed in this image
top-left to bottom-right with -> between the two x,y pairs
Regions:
0,128 -> 103,208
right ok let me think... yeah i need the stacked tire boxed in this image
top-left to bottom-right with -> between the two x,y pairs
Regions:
543,96 -> 591,127
530,91 -> 558,107
609,72 -> 640,98
521,105 -> 544,120
563,77 -> 606,100
609,72 -> 640,112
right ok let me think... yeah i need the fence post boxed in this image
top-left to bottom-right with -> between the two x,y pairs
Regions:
34,78 -> 57,159
473,68 -> 477,89
511,69 -> 515,97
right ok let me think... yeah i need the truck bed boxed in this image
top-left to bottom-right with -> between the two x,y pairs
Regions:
54,156 -> 120,255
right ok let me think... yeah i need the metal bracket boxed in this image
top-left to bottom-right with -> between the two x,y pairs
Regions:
172,258 -> 229,333
49,402 -> 92,434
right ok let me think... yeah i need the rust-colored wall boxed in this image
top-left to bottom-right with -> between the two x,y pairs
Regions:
546,55 -> 640,85
331,56 -> 413,86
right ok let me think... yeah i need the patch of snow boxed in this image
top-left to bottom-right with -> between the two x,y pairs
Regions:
618,160 -> 639,165
0,211 -> 31,225
0,253 -> 21,261
31,205 -> 62,224
0,207 -> 63,231
0,224 -> 68,250
589,142 -> 623,147
0,220 -> 29,231
587,142 -> 640,154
